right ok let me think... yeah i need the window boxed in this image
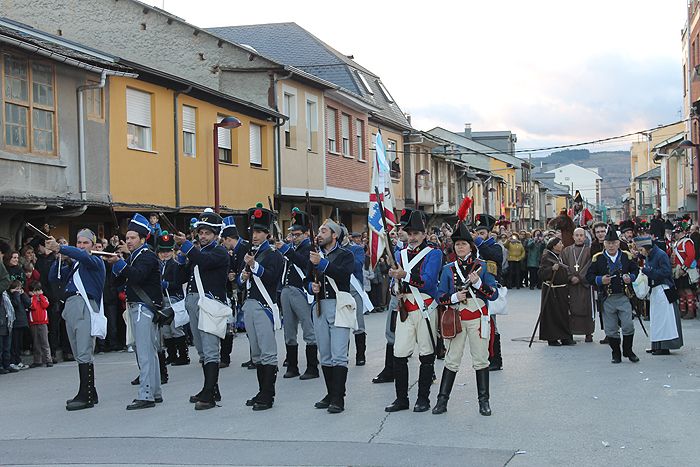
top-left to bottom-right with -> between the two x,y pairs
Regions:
387,139 -> 400,179
326,107 -> 337,153
355,71 -> 373,95
282,92 -> 297,148
250,123 -> 262,167
306,99 -> 317,152
2,54 -> 56,154
355,119 -> 364,161
126,88 -> 152,151
217,115 -> 232,163
182,105 -> 196,157
85,82 -> 103,120
677,159 -> 684,188
376,80 -> 394,103
341,113 -> 350,156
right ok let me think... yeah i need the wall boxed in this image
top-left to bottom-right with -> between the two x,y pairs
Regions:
278,80 -> 326,197
108,76 -> 275,212
0,49 -> 109,204
5,0 -> 276,110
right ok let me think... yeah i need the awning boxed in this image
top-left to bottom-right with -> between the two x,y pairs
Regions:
634,166 -> 660,181
652,133 -> 685,150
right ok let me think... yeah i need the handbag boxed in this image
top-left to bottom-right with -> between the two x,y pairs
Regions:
169,291 -> 189,328
489,285 -> 509,315
326,276 -> 357,330
131,284 -> 173,326
194,266 -> 231,339
438,305 -> 462,339
73,269 -> 107,339
632,271 -> 650,300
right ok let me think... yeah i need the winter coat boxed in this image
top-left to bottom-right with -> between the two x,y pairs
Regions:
505,240 -> 525,262
525,238 -> 546,268
29,293 -> 50,325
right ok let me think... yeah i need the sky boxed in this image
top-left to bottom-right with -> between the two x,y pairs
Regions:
147,0 -> 687,155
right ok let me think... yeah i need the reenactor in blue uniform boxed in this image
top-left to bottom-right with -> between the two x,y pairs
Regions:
46,229 -> 105,411
275,208 -> 319,380
239,204 -> 284,411
158,231 -> 189,367
174,209 -> 229,410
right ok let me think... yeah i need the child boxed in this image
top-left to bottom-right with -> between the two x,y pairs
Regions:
23,261 -> 40,293
8,280 -> 30,370
28,282 -> 52,367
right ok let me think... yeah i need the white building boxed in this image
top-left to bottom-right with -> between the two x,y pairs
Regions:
545,163 -> 602,206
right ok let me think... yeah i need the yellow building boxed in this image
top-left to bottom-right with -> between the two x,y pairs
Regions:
107,73 -> 282,229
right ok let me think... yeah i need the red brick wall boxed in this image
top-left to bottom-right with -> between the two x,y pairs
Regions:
324,98 -> 370,192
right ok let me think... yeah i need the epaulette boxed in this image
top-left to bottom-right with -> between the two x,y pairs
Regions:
591,252 -> 603,261
623,251 -> 635,260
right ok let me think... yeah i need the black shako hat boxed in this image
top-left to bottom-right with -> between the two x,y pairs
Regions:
451,196 -> 474,243
402,210 -> 426,232
573,190 -> 583,203
157,231 -> 175,251
399,208 -> 415,227
619,219 -> 635,234
604,226 -> 620,242
474,214 -> 496,232
194,208 -> 224,235
289,207 -> 310,232
248,203 -> 273,232
127,213 -> 151,238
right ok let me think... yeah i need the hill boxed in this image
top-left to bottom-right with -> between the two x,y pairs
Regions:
534,150 -> 629,205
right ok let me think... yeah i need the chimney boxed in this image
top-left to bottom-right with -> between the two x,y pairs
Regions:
464,123 -> 472,138
405,113 -> 411,125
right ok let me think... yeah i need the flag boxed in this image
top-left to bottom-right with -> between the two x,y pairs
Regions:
368,131 -> 396,269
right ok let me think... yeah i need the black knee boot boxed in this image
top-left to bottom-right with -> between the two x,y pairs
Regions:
283,344 -> 300,378
476,368 -> 491,416
300,344 -> 320,380
414,354 -> 435,412
172,336 -> 190,366
432,367 -> 457,415
609,337 -> 622,363
315,365 -> 334,408
253,365 -> 277,411
164,338 -> 176,364
488,333 -> 502,371
622,334 -> 639,362
372,343 -> 394,383
246,365 -> 264,406
189,364 -> 206,403
66,363 -> 95,411
327,366 -> 348,414
195,362 -> 218,410
158,351 -> 168,384
354,333 -> 366,366
385,356 -> 409,412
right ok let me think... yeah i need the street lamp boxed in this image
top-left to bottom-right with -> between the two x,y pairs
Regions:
415,169 -> 430,209
213,116 -> 242,213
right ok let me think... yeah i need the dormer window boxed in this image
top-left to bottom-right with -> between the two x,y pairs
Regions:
376,80 -> 393,103
355,71 -> 373,95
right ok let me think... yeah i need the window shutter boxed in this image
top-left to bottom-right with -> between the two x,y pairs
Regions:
326,108 -> 336,140
342,114 -> 350,139
182,105 -> 196,133
126,88 -> 151,127
250,123 -> 262,165
217,116 -> 231,149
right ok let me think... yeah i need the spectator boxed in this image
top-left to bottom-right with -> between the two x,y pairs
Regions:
362,255 -> 374,305
19,245 -> 36,269
505,233 -> 525,289
4,251 -> 24,287
32,240 -> 59,364
0,243 -> 14,374
525,230 -> 546,289
28,282 -> 52,367
8,280 -> 30,370
23,261 -> 40,293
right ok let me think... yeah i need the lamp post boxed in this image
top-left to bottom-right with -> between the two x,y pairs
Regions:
678,139 -> 699,220
213,116 -> 242,213
414,169 -> 430,209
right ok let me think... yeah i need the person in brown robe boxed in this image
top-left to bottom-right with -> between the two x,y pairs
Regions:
538,237 -> 576,346
548,209 -> 575,247
562,228 -> 595,342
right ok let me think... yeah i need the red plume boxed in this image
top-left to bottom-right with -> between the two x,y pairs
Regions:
457,197 -> 472,222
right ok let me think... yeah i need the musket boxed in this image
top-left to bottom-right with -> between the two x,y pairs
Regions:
305,191 -> 320,316
268,196 -> 283,243
25,222 -> 50,239
158,211 -> 179,235
374,186 -> 437,352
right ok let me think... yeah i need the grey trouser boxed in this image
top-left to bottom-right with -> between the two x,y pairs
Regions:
281,286 -> 315,346
30,324 -> 51,364
243,299 -> 278,366
161,296 -> 185,339
603,293 -> 635,338
128,304 -> 161,401
314,299 -> 351,367
185,293 -> 220,364
385,295 -> 398,344
351,289 -> 366,335
62,295 -> 95,364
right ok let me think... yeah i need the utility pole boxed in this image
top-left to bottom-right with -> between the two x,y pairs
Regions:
529,153 -> 534,230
